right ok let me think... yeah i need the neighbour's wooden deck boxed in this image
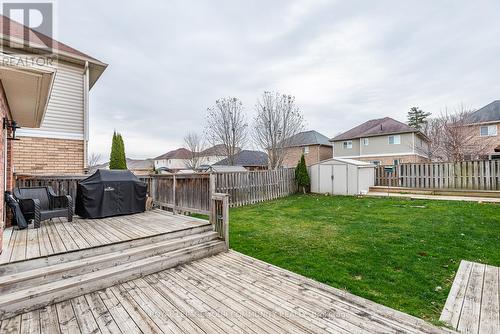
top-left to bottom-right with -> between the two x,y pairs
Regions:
0,210 -> 208,264
0,251 -> 452,334
440,260 -> 500,334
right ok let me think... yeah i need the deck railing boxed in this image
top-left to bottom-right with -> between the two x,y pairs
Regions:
15,168 -> 297,213
210,193 -> 229,248
375,160 -> 500,190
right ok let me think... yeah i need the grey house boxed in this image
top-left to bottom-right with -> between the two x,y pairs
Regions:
331,117 -> 430,165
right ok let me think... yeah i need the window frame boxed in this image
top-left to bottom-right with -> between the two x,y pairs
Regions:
480,125 -> 497,137
388,135 -> 401,145
362,138 -> 369,146
303,146 -> 310,154
343,140 -> 353,149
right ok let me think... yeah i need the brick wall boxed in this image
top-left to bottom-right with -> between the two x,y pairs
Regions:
282,145 -> 333,167
13,137 -> 85,175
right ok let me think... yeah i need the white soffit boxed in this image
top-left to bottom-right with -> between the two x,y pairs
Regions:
0,57 -> 55,127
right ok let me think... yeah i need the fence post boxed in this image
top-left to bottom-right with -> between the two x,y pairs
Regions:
172,174 -> 176,214
210,193 -> 229,249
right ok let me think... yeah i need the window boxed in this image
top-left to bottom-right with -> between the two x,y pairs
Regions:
343,141 -> 352,149
370,160 -> 381,166
362,138 -> 369,146
303,146 -> 309,154
388,135 -> 401,145
480,125 -> 497,137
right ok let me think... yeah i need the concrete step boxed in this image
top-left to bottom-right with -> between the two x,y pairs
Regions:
0,239 -> 226,320
0,231 -> 218,294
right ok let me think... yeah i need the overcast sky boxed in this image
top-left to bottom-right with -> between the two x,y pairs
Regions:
55,0 -> 500,161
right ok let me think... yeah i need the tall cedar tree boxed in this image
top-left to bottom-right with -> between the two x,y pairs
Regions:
109,131 -> 127,169
407,107 -> 431,130
295,154 -> 310,194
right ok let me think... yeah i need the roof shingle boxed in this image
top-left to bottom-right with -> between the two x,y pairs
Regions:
467,101 -> 500,124
332,117 -> 416,141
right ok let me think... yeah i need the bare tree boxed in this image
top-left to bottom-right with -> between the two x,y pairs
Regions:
183,132 -> 205,169
205,97 -> 247,165
421,105 -> 495,162
87,152 -> 102,170
253,92 -> 304,169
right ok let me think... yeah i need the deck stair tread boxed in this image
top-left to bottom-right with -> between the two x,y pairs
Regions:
440,260 -> 500,334
0,231 -> 218,292
0,219 -> 226,321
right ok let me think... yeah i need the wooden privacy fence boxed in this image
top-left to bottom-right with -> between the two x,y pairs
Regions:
15,168 -> 297,213
214,168 -> 296,207
376,160 -> 500,190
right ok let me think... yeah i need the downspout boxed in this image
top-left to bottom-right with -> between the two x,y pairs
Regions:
83,61 -> 90,171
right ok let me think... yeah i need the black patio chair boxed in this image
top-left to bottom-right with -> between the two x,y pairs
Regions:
13,186 -> 73,228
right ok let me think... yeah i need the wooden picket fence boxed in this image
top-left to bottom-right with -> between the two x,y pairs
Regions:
15,168 -> 297,214
214,168 -> 297,207
376,160 -> 500,190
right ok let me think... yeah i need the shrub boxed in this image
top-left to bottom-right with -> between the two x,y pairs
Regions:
295,154 -> 310,193
109,131 -> 127,170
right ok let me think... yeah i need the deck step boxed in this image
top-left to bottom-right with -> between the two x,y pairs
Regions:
0,223 -> 214,276
0,240 -> 226,320
0,231 -> 218,294
0,221 -> 227,321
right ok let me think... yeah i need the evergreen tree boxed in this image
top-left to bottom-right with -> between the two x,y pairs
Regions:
109,131 -> 127,169
407,106 -> 431,130
295,154 -> 310,194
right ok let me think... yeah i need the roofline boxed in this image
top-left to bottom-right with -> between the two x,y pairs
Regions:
283,143 -> 333,148
331,130 -> 426,142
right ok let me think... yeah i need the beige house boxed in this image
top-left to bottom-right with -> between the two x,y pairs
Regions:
331,117 -> 429,165
0,16 -> 108,175
281,130 -> 333,167
465,100 -> 500,159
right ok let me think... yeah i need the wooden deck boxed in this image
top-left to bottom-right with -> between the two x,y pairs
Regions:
440,260 -> 500,334
0,251 -> 452,334
0,210 -> 208,264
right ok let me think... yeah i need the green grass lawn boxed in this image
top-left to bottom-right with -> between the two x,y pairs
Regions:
228,194 -> 500,324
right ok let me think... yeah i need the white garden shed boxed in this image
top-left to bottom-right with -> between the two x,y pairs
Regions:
310,158 -> 376,195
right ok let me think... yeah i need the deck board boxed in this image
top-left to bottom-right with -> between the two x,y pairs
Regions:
440,260 -> 500,334
2,251 -> 453,334
0,210 -> 207,265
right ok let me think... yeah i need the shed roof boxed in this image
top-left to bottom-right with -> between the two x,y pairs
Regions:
311,157 -> 376,167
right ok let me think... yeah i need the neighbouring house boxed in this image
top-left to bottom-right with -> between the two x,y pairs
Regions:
331,117 -> 430,165
280,130 -> 333,167
197,144 -> 227,167
153,148 -> 192,172
0,15 -> 107,175
214,150 -> 268,170
465,100 -> 500,159
92,158 -> 154,175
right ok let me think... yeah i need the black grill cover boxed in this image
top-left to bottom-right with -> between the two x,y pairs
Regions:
75,170 -> 147,219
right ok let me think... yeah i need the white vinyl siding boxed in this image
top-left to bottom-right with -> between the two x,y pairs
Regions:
17,61 -> 85,139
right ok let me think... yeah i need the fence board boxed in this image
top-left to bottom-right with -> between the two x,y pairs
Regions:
375,160 -> 500,191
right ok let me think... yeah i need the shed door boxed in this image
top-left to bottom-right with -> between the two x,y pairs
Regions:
319,165 -> 333,193
333,164 -> 348,195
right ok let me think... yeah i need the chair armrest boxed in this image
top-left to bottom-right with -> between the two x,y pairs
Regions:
17,198 -> 36,213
